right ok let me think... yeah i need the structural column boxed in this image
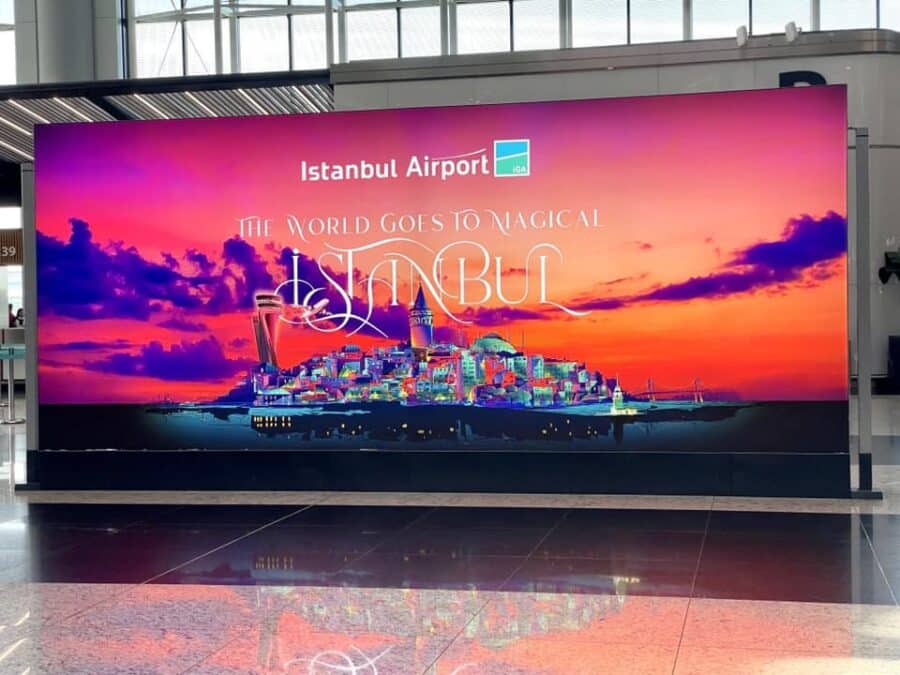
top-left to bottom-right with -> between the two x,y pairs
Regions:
14,0 -> 125,84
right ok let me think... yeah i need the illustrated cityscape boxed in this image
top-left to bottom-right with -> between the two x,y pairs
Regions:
246,286 -> 684,415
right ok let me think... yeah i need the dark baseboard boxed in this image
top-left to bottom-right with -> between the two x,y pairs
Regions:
0,381 -> 26,395
851,376 -> 900,395
27,449 -> 850,498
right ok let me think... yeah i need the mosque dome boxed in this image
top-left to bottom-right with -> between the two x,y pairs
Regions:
471,332 -> 516,354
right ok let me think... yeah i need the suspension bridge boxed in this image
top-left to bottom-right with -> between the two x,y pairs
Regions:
632,378 -> 705,404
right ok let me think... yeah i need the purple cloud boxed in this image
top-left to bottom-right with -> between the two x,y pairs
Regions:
85,336 -> 253,382
162,252 -> 180,270
731,211 -> 847,272
186,249 -> 216,275
45,339 -> 132,351
158,316 -> 209,333
220,237 -> 276,311
573,211 -> 846,310
570,297 -> 627,311
38,221 -> 284,321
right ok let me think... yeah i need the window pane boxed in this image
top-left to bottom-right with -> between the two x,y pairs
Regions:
239,16 -> 289,72
333,11 -> 340,62
401,6 -> 441,57
514,0 -> 559,51
692,0 -> 748,39
0,209 -> 21,311
883,0 -> 900,29
572,0 -> 626,47
821,0 -> 876,29
0,0 -> 13,24
185,19 -> 216,74
6,266 -> 21,313
220,18 -> 232,73
135,21 -> 184,77
630,0 -> 682,43
752,0 -> 809,33
347,9 -> 398,60
135,0 -> 180,17
0,31 -> 14,85
292,12 -> 328,69
457,1 -> 511,54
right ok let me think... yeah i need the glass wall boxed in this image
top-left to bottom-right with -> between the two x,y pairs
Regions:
0,0 -> 14,85
0,208 -> 22,321
131,0 -> 895,72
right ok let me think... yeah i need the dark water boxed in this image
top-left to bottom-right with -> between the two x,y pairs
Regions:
39,400 -> 849,453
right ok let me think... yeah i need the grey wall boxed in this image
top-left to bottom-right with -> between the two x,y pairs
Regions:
334,52 -> 900,377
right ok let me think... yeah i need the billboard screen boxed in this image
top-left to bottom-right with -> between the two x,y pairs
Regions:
35,86 -> 848,453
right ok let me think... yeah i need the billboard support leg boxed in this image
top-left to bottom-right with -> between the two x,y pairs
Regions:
852,127 -> 882,500
20,162 -> 39,490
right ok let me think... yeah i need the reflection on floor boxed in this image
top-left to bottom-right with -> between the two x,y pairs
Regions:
1,421 -> 899,672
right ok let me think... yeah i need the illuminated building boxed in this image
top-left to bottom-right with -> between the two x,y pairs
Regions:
544,358 -> 578,380
459,350 -> 478,390
246,288 -> 621,409
252,292 -> 284,368
409,285 -> 434,350
471,332 -> 516,354
528,354 -> 545,379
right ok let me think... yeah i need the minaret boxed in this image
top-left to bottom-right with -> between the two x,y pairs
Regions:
409,284 -> 434,350
612,377 -> 624,410
253,292 -> 283,368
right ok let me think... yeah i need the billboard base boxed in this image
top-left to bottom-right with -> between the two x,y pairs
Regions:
26,450 -> 850,498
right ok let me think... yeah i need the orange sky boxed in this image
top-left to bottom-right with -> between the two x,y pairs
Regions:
35,86 -> 848,403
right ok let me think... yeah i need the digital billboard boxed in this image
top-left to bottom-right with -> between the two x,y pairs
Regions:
35,86 -> 848,453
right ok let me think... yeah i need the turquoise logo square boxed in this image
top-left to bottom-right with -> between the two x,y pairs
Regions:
494,139 -> 530,177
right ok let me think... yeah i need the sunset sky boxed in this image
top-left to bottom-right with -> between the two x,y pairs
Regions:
35,86 -> 848,404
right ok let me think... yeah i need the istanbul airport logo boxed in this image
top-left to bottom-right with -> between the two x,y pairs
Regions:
299,139 -> 533,182
494,139 -> 530,177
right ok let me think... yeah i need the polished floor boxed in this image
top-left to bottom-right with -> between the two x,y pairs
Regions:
1,412 -> 900,672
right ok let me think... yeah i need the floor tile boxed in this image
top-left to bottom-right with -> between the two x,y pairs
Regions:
681,598 -> 900,657
274,585 -> 490,638
194,624 -> 451,675
140,504 -> 304,527
861,513 -> 900,601
429,636 -> 677,675
467,592 -> 689,649
562,508 -> 709,532
375,527 -> 550,557
504,556 -> 697,597
0,584 -> 277,675
536,526 -> 704,562
154,525 -> 389,586
0,581 -> 124,628
420,507 -> 567,530
17,502 -> 182,528
707,511 -> 858,537
693,541 -> 897,605
335,552 -> 527,591
0,524 -> 268,584
282,505 -> 433,531
673,645 -> 900,675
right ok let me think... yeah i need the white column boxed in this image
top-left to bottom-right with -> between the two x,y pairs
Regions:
14,0 -> 125,84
